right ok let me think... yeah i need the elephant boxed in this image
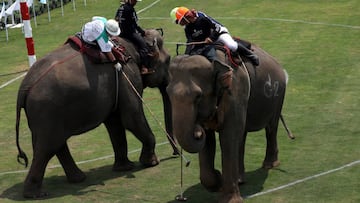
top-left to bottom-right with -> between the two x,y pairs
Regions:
166,43 -> 289,202
15,29 -> 173,198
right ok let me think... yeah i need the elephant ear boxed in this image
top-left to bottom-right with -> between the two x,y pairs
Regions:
144,29 -> 161,58
213,60 -> 233,92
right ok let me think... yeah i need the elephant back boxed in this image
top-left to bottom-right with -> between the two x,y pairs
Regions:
20,44 -> 81,91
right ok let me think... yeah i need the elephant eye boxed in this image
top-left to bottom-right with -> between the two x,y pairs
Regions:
148,44 -> 155,52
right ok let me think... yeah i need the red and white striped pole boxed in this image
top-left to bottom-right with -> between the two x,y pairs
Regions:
20,0 -> 36,67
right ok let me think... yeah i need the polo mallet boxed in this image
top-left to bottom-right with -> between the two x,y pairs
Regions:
175,41 -> 208,55
175,148 -> 188,202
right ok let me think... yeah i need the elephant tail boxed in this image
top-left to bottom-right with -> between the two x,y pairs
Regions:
283,69 -> 289,85
15,90 -> 29,167
281,69 -> 294,139
280,114 -> 295,140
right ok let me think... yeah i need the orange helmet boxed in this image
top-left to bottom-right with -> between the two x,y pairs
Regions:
175,6 -> 190,24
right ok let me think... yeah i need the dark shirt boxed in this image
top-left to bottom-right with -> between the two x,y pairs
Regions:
184,15 -> 219,54
197,11 -> 223,28
115,3 -> 145,37
184,15 -> 219,42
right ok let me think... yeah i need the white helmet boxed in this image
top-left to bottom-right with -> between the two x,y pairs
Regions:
105,19 -> 121,36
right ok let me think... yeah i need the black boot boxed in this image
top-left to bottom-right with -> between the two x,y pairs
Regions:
139,49 -> 155,75
237,42 -> 259,66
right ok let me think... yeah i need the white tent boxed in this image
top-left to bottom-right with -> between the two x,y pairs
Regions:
5,0 -> 33,24
0,2 -> 5,22
2,0 -> 35,41
5,0 -> 19,16
3,0 -> 20,41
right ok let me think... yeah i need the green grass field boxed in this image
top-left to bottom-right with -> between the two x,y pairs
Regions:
0,0 -> 359,202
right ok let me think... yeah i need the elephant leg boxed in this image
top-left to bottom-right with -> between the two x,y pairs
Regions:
23,139 -> 54,198
104,115 -> 135,171
56,143 -> 86,183
263,119 -> 280,169
219,130 -> 243,203
199,130 -> 222,192
238,132 -> 248,184
123,112 -> 159,167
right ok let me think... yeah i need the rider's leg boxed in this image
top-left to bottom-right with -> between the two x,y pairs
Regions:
237,42 -> 259,66
131,33 -> 154,74
218,32 -> 259,66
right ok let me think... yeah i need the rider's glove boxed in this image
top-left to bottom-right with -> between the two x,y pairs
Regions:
114,62 -> 122,71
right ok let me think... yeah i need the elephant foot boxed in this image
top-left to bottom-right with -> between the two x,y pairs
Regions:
139,151 -> 159,167
172,150 -> 180,156
219,192 -> 244,203
23,188 -> 49,199
170,144 -> 180,156
23,191 -> 49,199
112,159 -> 135,171
262,159 -> 280,169
67,170 -> 86,183
201,169 -> 222,192
238,173 -> 246,185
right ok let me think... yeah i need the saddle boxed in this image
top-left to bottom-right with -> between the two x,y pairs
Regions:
214,37 -> 252,68
65,33 -> 131,64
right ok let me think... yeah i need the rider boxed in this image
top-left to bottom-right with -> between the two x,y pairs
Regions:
82,16 -> 122,70
170,7 -> 259,66
115,0 -> 154,74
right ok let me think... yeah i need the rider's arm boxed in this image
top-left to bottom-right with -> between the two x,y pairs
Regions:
105,52 -> 117,63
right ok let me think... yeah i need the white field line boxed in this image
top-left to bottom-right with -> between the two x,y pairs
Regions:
216,17 -> 360,29
137,0 -> 161,14
141,16 -> 360,30
245,159 -> 360,199
0,72 -> 27,89
0,141 -> 169,176
1,14 -> 358,89
1,143 -> 359,199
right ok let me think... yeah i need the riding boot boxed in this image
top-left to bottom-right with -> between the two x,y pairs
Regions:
139,49 -> 155,75
237,42 -> 259,66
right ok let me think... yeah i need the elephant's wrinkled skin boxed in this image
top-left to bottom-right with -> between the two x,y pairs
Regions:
15,29 -> 171,198
166,45 -> 288,203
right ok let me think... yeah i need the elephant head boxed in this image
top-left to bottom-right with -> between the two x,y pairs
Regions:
114,29 -> 176,155
142,29 -> 171,88
166,55 -> 234,153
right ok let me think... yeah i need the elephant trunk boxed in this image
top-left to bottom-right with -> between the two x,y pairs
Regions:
172,104 -> 206,153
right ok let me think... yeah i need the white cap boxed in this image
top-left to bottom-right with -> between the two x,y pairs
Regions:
105,19 -> 121,36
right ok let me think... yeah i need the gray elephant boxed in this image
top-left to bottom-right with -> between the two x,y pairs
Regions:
15,29 -> 172,198
166,44 -> 288,202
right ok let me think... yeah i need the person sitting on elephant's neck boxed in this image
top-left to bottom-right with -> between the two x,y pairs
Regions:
115,0 -> 154,74
171,7 -> 259,66
82,16 -> 122,70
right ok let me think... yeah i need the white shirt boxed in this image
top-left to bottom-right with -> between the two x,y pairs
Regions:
82,19 -> 113,52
